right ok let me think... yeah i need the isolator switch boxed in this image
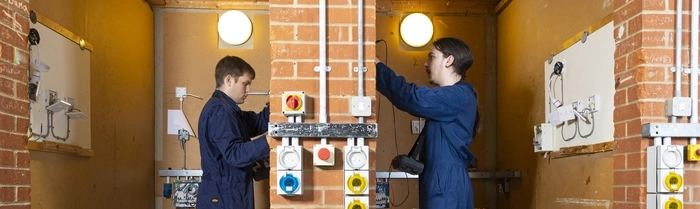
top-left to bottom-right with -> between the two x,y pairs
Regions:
313,144 -> 335,166
282,91 -> 306,115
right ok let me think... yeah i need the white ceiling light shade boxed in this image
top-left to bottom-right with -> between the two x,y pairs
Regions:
218,10 -> 252,45
399,13 -> 434,47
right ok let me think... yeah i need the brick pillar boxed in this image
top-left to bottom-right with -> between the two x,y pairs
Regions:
0,1 -> 31,209
613,0 -> 699,208
268,0 -> 377,207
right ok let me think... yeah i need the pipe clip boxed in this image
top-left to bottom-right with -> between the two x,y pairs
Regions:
314,66 -> 331,72
353,67 -> 367,73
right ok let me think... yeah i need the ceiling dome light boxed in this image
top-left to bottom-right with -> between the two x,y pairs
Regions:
218,10 -> 252,45
399,13 -> 433,47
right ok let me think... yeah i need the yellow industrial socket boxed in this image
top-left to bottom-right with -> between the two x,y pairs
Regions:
664,172 -> 683,192
664,197 -> 682,209
687,144 -> 700,161
347,199 -> 367,209
346,173 -> 367,194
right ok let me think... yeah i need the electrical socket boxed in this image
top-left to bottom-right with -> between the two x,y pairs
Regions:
45,89 -> 57,106
587,94 -> 601,112
175,87 -> 187,98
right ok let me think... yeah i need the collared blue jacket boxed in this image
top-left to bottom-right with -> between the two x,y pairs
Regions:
376,62 -> 477,209
196,90 -> 270,209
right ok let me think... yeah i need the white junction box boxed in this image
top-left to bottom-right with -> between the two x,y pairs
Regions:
313,144 -> 335,166
533,123 -> 553,152
175,87 -> 187,98
665,97 -> 691,117
647,194 -> 683,209
351,96 -> 372,117
345,196 -> 369,209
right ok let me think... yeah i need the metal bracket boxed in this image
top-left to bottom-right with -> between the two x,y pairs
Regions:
268,123 -> 377,138
158,169 -> 203,177
353,67 -> 367,73
314,66 -> 331,72
376,170 -> 521,179
642,123 -> 700,138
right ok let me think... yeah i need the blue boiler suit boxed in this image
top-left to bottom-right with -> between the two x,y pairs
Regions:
376,63 -> 477,209
197,90 -> 270,209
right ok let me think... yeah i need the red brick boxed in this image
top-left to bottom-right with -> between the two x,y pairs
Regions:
614,122 -> 626,138
626,186 -> 644,202
694,187 -> 700,202
614,137 -> 649,154
641,31 -> 667,47
614,102 -> 641,122
614,0 -> 629,10
0,95 -> 28,117
324,189 -> 345,205
269,0 -> 294,5
16,187 -> 28,202
0,186 -> 14,202
615,89 -> 628,107
615,26 -> 627,42
270,44 -> 319,60
327,97 -> 349,115
642,14 -> 675,30
14,82 -> 26,101
0,25 -> 26,53
269,25 -> 295,42
615,56 -> 628,75
269,78 -> 319,95
297,61 -> 350,78
15,117 -> 27,134
615,0 -> 642,24
613,186 -> 626,202
0,132 -> 25,150
269,7 -> 319,23
15,152 -> 28,168
0,60 -> 28,82
635,67 -> 665,82
298,0 -> 349,6
0,113 -> 14,132
628,84 -> 672,103
297,25 -> 320,42
638,101 -> 665,117
613,170 -> 644,185
0,150 -> 12,167
271,61 -> 295,77
615,32 -> 642,58
642,0 -> 666,11
626,151 -> 644,169
627,15 -> 643,38
626,119 -> 643,137
0,76 -> 13,96
328,44 -> 357,59
614,154 -> 626,169
306,170 -> 343,186
0,169 -> 30,185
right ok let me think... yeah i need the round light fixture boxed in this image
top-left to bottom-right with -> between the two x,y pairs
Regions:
399,13 -> 433,47
218,10 -> 252,45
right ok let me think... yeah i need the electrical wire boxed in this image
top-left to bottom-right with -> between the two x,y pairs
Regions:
577,108 -> 596,138
388,105 -> 410,208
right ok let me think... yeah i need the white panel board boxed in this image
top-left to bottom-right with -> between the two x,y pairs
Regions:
543,22 -> 614,150
28,20 -> 91,149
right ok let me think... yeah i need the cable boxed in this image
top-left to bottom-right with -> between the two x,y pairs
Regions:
388,105 -> 410,207
376,39 -> 388,65
577,108 -> 596,138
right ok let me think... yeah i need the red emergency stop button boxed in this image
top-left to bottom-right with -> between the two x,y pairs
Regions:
286,95 -> 301,110
318,148 -> 331,160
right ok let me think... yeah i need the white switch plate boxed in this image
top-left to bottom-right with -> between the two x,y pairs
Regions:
175,87 -> 186,98
411,120 -> 420,134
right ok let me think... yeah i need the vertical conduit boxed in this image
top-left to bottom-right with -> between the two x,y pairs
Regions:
691,0 -> 698,145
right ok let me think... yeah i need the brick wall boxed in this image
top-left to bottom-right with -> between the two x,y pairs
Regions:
0,0 -> 31,209
268,0 -> 377,207
613,0 -> 699,208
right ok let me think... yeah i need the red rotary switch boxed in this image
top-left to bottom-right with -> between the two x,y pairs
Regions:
286,95 -> 301,110
318,148 -> 331,160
